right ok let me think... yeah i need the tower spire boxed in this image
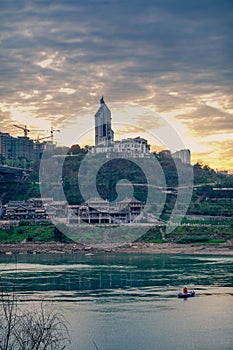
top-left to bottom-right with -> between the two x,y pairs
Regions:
100,95 -> 104,105
95,97 -> 114,146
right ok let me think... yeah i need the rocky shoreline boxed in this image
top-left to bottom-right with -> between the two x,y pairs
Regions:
0,241 -> 233,256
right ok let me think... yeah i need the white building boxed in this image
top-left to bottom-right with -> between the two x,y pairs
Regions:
113,137 -> 150,158
90,97 -> 150,158
172,149 -> 191,164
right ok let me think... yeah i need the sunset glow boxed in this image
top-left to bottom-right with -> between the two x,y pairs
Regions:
0,1 -> 232,172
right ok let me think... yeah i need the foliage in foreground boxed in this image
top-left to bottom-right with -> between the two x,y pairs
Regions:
0,275 -> 70,350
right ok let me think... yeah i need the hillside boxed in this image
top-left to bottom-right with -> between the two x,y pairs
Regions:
0,146 -> 232,221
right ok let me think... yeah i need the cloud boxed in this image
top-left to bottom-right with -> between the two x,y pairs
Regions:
192,138 -> 233,171
175,104 -> 233,136
37,58 -> 54,69
114,125 -> 147,137
0,0 -> 232,169
59,88 -> 76,95
36,52 -> 66,71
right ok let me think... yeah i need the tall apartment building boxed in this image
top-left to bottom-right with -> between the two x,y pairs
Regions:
0,132 -> 11,159
95,96 -> 114,146
0,132 -> 35,162
91,97 -> 150,158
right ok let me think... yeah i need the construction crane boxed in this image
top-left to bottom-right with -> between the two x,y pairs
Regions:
35,127 -> 60,143
13,124 -> 60,143
35,135 -> 50,142
50,126 -> 60,144
13,124 -> 30,137
13,125 -> 46,137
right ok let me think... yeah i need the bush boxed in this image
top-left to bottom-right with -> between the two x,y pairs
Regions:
19,220 -> 29,226
0,274 -> 71,349
176,236 -> 210,244
209,239 -> 226,244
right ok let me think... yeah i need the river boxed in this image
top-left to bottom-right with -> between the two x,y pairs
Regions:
0,253 -> 232,350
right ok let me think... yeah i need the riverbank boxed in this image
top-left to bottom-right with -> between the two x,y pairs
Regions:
0,241 -> 232,255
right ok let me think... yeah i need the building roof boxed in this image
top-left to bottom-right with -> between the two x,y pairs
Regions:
95,97 -> 111,119
118,197 -> 142,204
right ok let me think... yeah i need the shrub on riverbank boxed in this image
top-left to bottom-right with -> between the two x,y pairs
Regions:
176,236 -> 210,244
0,224 -> 55,243
0,223 -> 232,244
137,225 -> 233,244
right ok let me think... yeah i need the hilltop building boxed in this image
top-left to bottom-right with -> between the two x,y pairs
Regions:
172,149 -> 191,165
90,97 -> 150,158
95,96 -> 114,146
0,98 -> 190,165
155,149 -> 191,165
90,97 -> 191,162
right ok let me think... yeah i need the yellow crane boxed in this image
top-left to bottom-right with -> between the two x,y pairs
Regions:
34,127 -> 60,143
13,125 -> 60,144
13,124 -> 30,137
48,126 -> 60,143
13,124 -> 46,137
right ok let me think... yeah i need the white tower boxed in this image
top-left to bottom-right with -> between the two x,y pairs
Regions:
95,96 -> 114,146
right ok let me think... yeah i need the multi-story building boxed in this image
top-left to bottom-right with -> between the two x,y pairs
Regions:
0,132 -> 54,162
1,196 -> 144,224
1,197 -> 67,221
95,96 -> 114,146
172,149 -> 191,164
90,97 -> 150,158
0,132 -> 12,160
113,137 -> 150,158
67,197 -> 144,224
0,132 -> 34,161
15,136 -> 34,160
33,140 -> 55,160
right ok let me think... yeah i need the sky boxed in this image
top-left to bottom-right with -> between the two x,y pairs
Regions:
0,0 -> 232,172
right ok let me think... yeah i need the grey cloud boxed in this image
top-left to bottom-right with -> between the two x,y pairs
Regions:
0,0 -> 232,142
176,105 -> 233,136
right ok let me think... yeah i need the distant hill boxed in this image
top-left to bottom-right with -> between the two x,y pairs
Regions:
0,146 -> 232,221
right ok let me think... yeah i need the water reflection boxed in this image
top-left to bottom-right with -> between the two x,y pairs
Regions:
0,254 -> 232,299
1,253 -> 232,350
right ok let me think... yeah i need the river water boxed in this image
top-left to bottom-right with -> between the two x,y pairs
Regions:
0,253 -> 232,350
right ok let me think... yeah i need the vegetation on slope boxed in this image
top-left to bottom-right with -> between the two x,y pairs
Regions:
0,223 -> 71,243
0,145 -> 232,222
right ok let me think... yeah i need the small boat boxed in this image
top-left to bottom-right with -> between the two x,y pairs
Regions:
178,290 -> 195,298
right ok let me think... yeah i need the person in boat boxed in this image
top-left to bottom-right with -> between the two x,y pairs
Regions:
183,286 -> 188,294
